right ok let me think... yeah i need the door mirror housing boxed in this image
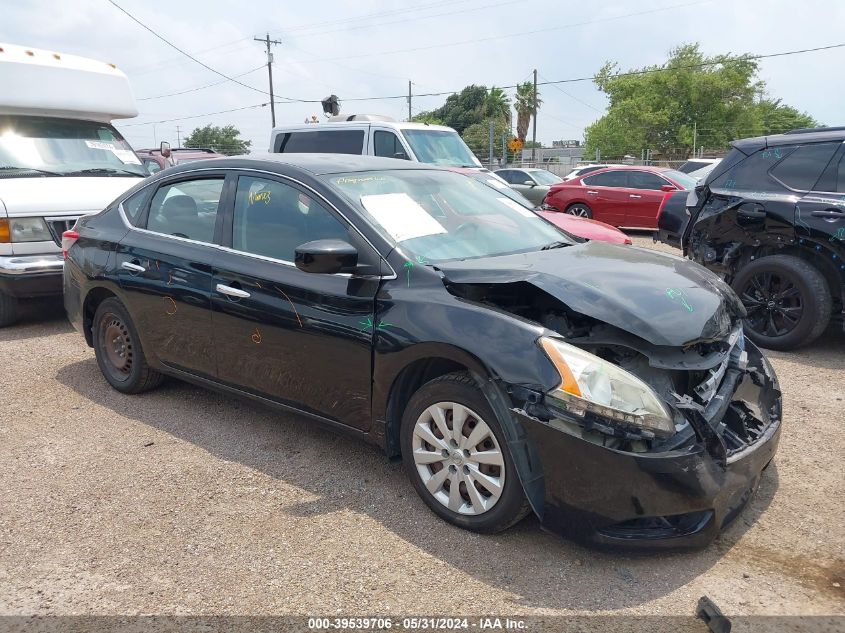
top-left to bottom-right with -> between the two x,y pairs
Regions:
160,141 -> 172,158
295,239 -> 358,274
524,180 -> 536,187
660,184 -> 678,192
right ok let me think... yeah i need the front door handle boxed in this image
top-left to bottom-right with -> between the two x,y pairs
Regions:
586,190 -> 598,195
629,194 -> 642,199
121,261 -> 146,273
810,208 -> 845,218
216,283 -> 251,299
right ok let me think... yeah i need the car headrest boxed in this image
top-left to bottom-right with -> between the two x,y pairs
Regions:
161,195 -> 197,219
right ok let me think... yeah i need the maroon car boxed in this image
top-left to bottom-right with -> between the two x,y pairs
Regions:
543,165 -> 697,229
137,143 -> 224,175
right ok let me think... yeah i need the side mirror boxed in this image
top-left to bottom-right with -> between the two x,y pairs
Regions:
524,180 -> 536,187
393,151 -> 409,160
660,184 -> 678,192
295,239 -> 358,274
160,141 -> 171,158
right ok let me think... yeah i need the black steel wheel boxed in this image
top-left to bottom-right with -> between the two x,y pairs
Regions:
93,297 -> 164,393
732,255 -> 831,350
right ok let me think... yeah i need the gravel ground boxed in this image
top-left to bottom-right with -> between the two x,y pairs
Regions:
0,236 -> 843,620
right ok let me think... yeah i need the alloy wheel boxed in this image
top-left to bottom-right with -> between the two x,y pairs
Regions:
739,271 -> 804,337
567,205 -> 591,218
411,402 -> 505,516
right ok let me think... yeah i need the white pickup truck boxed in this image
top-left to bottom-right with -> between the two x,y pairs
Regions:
0,42 -> 146,326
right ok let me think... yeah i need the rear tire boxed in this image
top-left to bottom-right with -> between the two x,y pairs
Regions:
565,203 -> 593,219
400,372 -> 530,534
732,255 -> 831,350
0,292 -> 19,327
93,297 -> 164,394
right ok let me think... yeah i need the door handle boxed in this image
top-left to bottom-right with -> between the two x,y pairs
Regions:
629,194 -> 642,199
121,261 -> 146,273
586,190 -> 598,195
810,209 -> 845,218
216,283 -> 251,299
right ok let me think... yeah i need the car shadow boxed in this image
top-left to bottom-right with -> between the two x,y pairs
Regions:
55,358 -> 778,611
0,298 -> 72,343
760,324 -> 845,372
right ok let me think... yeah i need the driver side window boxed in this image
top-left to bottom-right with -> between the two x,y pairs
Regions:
146,178 -> 224,243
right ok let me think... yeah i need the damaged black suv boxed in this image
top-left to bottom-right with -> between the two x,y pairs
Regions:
659,127 -> 845,350
64,155 -> 781,549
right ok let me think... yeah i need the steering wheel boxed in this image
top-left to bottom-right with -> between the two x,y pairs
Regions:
453,222 -> 478,236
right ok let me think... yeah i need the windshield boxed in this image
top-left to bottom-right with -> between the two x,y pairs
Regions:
663,169 -> 698,190
0,115 -> 146,177
529,170 -> 563,186
401,129 -> 482,168
328,169 -> 571,262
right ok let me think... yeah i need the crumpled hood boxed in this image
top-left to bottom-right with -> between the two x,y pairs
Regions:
0,176 -> 140,217
439,240 -> 745,347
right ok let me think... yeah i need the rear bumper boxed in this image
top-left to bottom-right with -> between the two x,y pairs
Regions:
514,340 -> 782,550
0,254 -> 64,297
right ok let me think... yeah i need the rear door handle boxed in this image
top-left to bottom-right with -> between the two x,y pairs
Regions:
629,194 -> 642,199
810,208 -> 845,218
216,283 -> 250,299
586,190 -> 598,195
121,261 -> 146,273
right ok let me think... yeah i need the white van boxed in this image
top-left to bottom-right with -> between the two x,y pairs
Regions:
269,115 -> 490,170
0,43 -> 145,326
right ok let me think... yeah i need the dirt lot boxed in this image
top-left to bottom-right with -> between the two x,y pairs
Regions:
0,235 -> 843,621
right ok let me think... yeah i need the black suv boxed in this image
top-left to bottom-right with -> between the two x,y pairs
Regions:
658,127 -> 845,350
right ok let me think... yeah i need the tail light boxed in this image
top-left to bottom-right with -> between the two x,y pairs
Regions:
62,230 -> 80,259
656,192 -> 670,220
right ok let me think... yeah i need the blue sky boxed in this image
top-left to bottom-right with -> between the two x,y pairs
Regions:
2,0 -> 843,152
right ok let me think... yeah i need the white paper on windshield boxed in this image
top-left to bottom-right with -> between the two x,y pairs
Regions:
360,193 -> 447,242
486,178 -> 509,189
111,149 -> 142,165
497,196 -> 536,218
85,140 -> 116,150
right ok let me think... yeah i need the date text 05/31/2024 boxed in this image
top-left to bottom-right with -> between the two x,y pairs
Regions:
307,617 -> 528,630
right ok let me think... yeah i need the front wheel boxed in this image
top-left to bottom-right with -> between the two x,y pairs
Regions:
400,373 -> 529,533
565,203 -> 593,219
732,255 -> 831,350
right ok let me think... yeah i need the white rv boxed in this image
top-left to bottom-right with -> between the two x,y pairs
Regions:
0,42 -> 145,326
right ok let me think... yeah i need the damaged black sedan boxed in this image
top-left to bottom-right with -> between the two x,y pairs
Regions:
64,155 -> 782,549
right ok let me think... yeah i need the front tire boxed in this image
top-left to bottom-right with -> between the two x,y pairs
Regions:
565,203 -> 593,219
400,372 -> 529,533
93,297 -> 164,394
732,255 -> 831,350
0,291 -> 19,327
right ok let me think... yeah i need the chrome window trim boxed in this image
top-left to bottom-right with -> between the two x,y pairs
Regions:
116,166 -> 397,280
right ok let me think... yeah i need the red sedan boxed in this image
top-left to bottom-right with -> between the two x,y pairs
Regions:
542,165 -> 697,229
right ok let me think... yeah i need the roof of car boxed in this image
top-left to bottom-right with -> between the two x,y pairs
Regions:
157,152 -> 441,177
732,127 -> 845,154
579,165 -> 671,174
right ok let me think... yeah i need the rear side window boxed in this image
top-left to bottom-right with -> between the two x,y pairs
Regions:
273,130 -> 365,154
146,178 -> 224,243
770,142 -> 839,191
497,170 -> 517,184
373,131 -> 407,159
814,148 -> 845,192
583,170 -> 627,187
709,148 -> 796,193
122,188 -> 150,226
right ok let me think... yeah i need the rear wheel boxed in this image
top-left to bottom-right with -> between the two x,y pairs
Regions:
732,255 -> 831,350
93,297 -> 164,393
400,372 -> 529,533
565,203 -> 592,219
0,292 -> 19,327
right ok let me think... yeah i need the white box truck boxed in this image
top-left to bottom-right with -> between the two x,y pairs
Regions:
0,42 -> 146,326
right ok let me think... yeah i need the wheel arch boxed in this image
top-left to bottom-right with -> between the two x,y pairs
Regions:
82,285 -> 119,347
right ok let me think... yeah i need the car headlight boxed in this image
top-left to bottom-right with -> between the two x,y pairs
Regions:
1,217 -> 53,243
540,336 -> 675,437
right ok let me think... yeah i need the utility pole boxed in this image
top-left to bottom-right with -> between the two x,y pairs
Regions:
175,125 -> 181,148
408,80 -> 412,121
692,121 -> 697,156
255,33 -> 282,127
531,68 -> 538,165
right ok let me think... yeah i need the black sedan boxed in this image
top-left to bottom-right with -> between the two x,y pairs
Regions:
63,154 -> 782,549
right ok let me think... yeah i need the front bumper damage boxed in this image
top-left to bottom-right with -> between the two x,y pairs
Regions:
511,339 -> 781,549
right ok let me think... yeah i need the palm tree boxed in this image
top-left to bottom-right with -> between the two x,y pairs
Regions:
514,81 -> 542,143
483,86 -> 511,123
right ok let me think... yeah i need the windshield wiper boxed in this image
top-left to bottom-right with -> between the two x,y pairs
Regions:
66,167 -> 145,177
0,166 -> 64,176
540,240 -> 570,250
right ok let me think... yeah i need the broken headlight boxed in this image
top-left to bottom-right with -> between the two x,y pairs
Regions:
540,336 -> 675,437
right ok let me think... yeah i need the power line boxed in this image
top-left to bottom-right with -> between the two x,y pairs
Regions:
120,103 -> 270,127
106,0 -> 269,96
137,65 -> 266,100
538,72 -> 603,112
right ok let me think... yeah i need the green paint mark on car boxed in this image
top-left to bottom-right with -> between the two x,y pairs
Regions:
666,287 -> 694,312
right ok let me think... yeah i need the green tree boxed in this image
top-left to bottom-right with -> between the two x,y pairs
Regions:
483,86 -> 511,123
410,112 -> 445,125
584,43 -> 818,160
183,124 -> 252,156
461,118 -> 510,163
420,85 -> 488,134
514,81 -> 542,143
